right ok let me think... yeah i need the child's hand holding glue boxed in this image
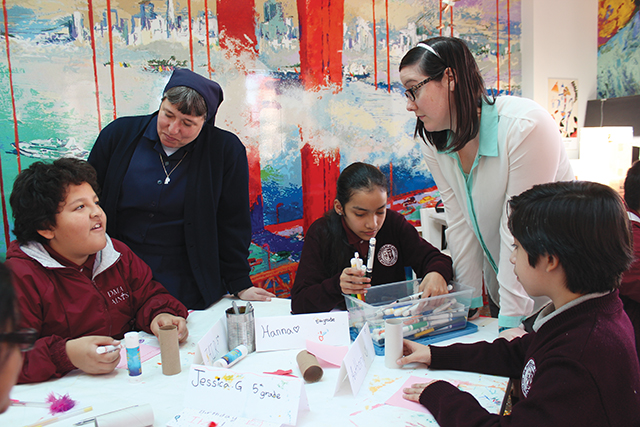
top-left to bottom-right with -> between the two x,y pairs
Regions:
340,252 -> 370,297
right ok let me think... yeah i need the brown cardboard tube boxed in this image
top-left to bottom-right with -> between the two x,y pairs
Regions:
296,350 -> 323,383
158,325 -> 181,375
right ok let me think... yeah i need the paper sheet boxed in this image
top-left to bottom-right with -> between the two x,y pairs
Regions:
384,375 -> 461,414
305,339 -> 348,367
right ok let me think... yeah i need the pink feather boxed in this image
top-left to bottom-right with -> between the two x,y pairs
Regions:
45,392 -> 77,414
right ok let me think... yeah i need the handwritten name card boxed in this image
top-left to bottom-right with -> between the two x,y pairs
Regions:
334,322 -> 375,396
184,364 -> 308,426
193,318 -> 228,366
168,408 -> 281,427
255,311 -> 349,352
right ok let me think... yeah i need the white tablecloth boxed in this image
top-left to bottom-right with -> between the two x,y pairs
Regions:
1,297 -> 508,427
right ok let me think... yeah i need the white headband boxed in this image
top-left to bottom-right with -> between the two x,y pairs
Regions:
417,43 -> 442,59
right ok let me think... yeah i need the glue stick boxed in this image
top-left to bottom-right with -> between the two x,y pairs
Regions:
213,344 -> 248,368
124,331 -> 142,381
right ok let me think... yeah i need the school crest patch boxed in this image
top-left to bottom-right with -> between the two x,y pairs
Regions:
378,244 -> 398,267
521,358 -> 536,397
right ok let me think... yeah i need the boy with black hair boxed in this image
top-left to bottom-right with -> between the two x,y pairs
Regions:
622,160 -> 640,360
399,181 -> 640,426
6,158 -> 189,384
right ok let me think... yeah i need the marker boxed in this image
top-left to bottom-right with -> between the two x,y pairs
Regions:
365,237 -> 376,278
413,327 -> 436,338
400,301 -> 424,317
25,406 -> 93,427
402,320 -> 431,333
433,299 -> 455,313
382,302 -> 413,317
394,292 -> 423,304
432,318 -> 467,333
9,399 -> 50,408
403,319 -> 465,340
96,344 -> 121,354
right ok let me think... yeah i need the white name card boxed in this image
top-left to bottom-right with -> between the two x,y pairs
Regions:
168,408 -> 281,427
255,311 -> 349,352
193,318 -> 228,366
334,322 -> 375,396
184,364 -> 308,426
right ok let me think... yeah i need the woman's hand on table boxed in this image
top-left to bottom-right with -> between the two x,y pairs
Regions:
66,336 -> 121,374
238,286 -> 275,301
419,272 -> 448,298
151,313 -> 189,342
339,267 -> 371,295
396,339 -> 432,367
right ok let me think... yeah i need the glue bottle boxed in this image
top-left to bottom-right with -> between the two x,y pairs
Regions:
124,331 -> 142,381
213,344 -> 248,368
350,252 -> 363,270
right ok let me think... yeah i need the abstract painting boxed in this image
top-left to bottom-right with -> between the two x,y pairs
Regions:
1,0 -> 521,296
598,0 -> 640,98
548,78 -> 578,139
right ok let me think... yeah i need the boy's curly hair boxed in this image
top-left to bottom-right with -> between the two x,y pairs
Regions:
10,158 -> 100,245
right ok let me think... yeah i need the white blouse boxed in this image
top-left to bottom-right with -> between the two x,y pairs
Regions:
421,96 -> 574,328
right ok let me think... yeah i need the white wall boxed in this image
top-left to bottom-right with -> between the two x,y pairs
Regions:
521,0 -> 598,159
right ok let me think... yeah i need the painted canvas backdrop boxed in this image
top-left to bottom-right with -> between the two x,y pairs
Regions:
0,0 -> 521,296
598,0 -> 640,98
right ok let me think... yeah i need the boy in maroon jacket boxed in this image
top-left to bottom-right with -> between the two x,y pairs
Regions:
6,158 -> 189,384
621,160 -> 640,360
399,181 -> 640,426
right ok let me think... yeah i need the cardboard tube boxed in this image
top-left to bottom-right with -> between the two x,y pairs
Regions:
384,319 -> 403,369
95,404 -> 154,427
296,350 -> 323,383
158,325 -> 181,375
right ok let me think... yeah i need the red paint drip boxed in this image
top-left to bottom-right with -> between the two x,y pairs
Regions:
300,142 -> 340,233
217,0 -> 258,63
385,0 -> 390,92
208,422 -> 218,427
496,0 -> 500,95
439,0 -> 442,36
204,0 -> 212,78
0,151 -> 10,248
372,0 -> 377,90
1,0 -> 17,247
106,0 -> 116,119
389,162 -> 393,196
296,0 -> 343,90
507,0 -> 511,94
87,0 -> 102,130
2,0 -> 20,172
188,0 -> 194,71
450,5 -> 453,37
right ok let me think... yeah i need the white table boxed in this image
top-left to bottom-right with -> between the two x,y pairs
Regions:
1,298 -> 508,427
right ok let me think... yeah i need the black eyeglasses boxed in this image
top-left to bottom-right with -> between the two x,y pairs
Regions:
404,76 -> 436,102
0,328 -> 38,352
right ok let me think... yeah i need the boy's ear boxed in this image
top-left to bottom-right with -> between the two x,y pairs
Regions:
37,228 -> 54,240
544,254 -> 560,273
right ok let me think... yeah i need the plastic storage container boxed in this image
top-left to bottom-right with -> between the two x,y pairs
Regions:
344,279 -> 473,346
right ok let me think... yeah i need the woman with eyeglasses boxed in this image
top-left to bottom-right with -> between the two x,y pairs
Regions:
399,37 -> 573,336
0,262 -> 35,413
